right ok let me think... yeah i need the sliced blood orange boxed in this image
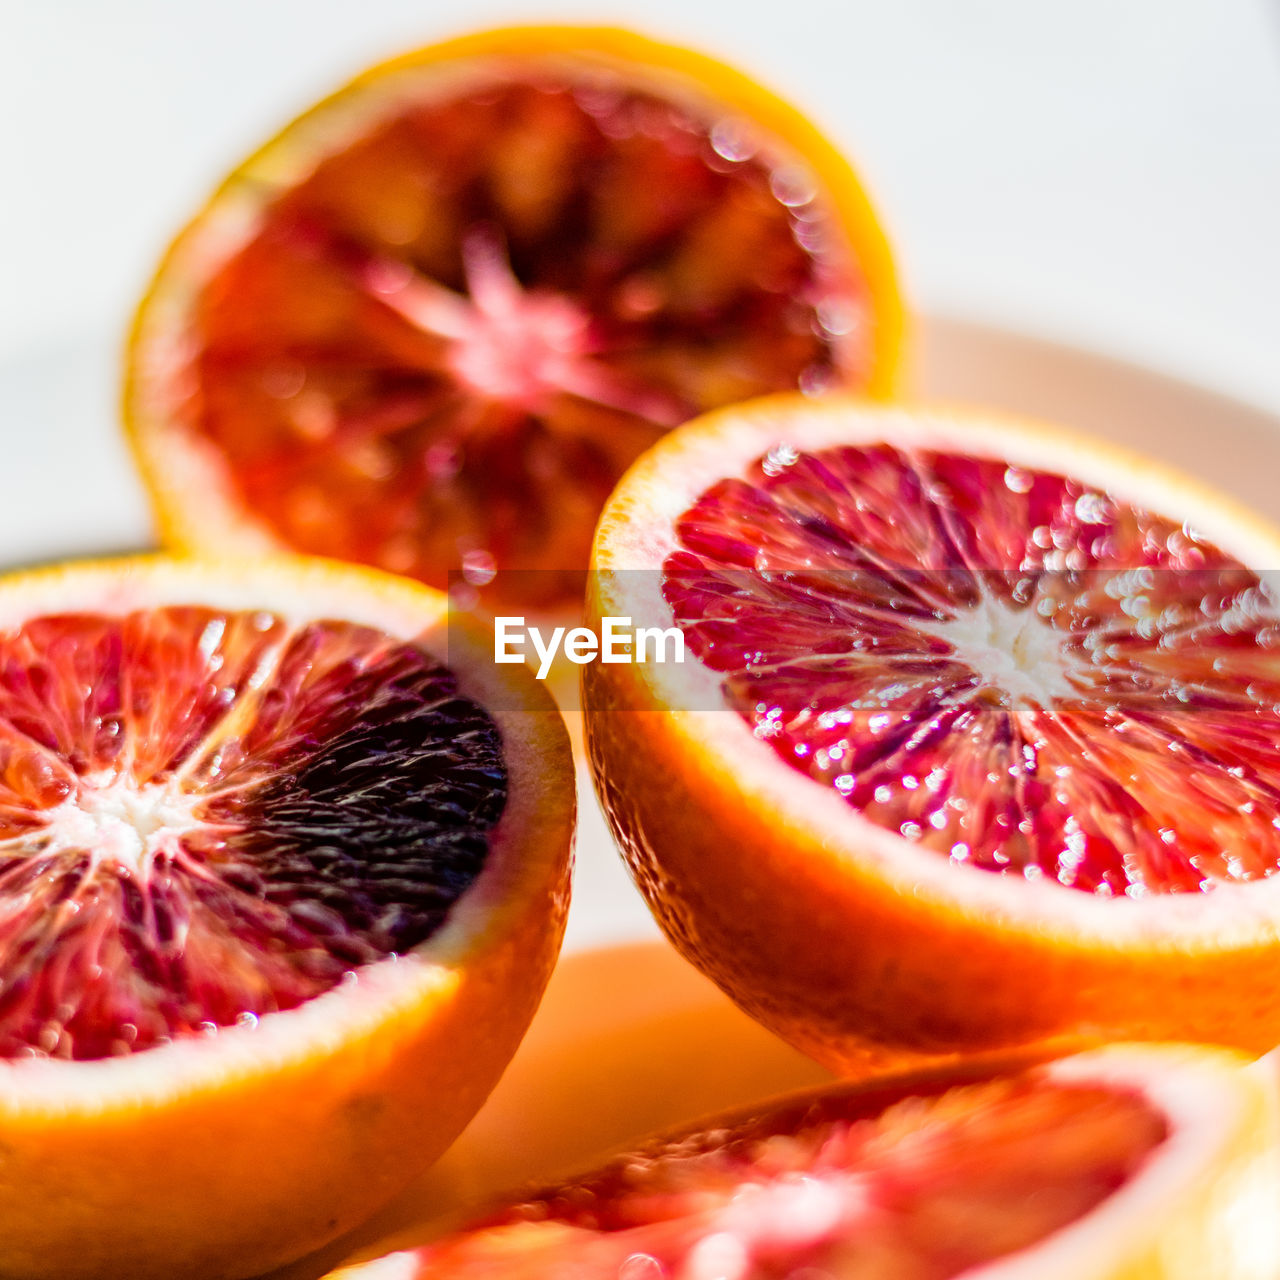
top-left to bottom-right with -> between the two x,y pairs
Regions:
330,1045 -> 1280,1280
585,398 -> 1280,1071
123,24 -> 902,608
0,556 -> 573,1280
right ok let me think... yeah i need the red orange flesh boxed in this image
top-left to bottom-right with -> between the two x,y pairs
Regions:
332,1046 -> 1280,1280
586,399 -> 1280,1068
0,556 -> 574,1280
125,25 -> 903,607
664,440 -> 1280,895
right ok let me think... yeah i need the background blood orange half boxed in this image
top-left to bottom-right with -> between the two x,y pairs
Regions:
0,556 -> 573,1280
124,24 -> 902,609
585,397 -> 1280,1072
328,1045 -> 1280,1280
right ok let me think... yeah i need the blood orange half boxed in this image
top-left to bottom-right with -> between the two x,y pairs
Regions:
586,398 -> 1280,1071
124,24 -> 902,608
0,556 -> 573,1280
330,1045 -> 1280,1280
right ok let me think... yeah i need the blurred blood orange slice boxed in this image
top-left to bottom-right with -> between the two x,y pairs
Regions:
0,556 -> 573,1280
330,1045 -> 1280,1280
124,25 -> 902,608
585,398 -> 1280,1071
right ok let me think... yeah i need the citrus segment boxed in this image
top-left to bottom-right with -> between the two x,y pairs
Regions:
0,556 -> 573,1280
585,399 -> 1280,1067
664,442 -> 1275,896
126,25 -> 902,606
330,1046 -> 1280,1280
0,609 -> 504,1060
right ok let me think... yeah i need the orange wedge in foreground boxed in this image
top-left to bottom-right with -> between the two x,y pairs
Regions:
0,556 -> 573,1280
330,1044 -> 1280,1280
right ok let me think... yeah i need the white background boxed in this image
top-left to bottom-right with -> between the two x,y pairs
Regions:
3,0 -> 1279,409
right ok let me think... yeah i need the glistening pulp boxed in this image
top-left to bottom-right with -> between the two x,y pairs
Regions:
0,606 -> 506,1060
665,442 -> 1280,897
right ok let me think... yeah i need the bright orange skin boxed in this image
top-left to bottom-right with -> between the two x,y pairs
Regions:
583,402 -> 1280,1075
0,557 -> 575,1280
1,930 -> 556,1280
587,684 -> 1280,1072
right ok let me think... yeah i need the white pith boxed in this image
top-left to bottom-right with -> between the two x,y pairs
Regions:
440,253 -> 594,407
919,589 -> 1078,709
0,555 -> 572,1110
969,1047 -> 1280,1279
592,397 -> 1280,944
42,774 -> 204,880
335,1254 -> 420,1280
369,228 -> 681,424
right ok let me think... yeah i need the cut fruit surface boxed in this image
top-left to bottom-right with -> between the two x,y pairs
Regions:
329,1045 -> 1280,1280
124,24 -> 902,607
1,611 -> 503,1060
0,556 -> 573,1280
585,398 -> 1280,1069
664,440 -> 1274,896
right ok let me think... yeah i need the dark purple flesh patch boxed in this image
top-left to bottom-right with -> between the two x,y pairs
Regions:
664,441 -> 1280,896
0,608 -> 505,1060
